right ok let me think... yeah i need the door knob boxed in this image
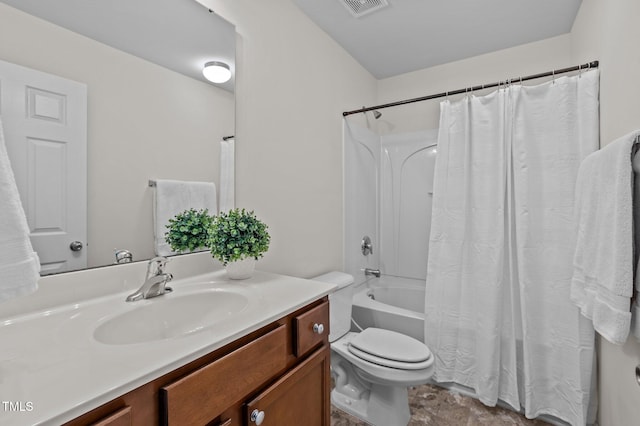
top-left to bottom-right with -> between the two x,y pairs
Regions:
69,241 -> 84,252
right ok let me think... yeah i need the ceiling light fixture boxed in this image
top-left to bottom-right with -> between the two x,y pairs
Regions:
202,61 -> 231,83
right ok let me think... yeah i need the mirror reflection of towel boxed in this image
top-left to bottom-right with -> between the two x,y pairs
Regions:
153,179 -> 217,256
0,118 -> 40,303
219,138 -> 235,213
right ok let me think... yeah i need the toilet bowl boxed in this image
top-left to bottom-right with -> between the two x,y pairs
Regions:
312,271 -> 434,426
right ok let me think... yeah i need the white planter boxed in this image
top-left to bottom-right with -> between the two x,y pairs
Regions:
225,257 -> 256,280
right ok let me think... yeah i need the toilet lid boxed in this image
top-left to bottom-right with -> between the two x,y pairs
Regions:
348,328 -> 433,370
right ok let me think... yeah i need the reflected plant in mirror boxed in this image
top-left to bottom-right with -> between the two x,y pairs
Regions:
165,209 -> 213,253
0,0 -> 236,275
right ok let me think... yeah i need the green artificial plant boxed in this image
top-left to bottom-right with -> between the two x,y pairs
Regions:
208,208 -> 270,265
165,208 -> 212,253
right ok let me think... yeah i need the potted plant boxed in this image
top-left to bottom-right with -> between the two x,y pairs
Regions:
164,208 -> 212,253
208,208 -> 270,279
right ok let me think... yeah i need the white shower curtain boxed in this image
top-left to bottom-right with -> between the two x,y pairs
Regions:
425,70 -> 599,425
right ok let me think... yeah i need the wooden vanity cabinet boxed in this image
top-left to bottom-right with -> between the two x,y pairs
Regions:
64,297 -> 330,426
244,346 -> 330,426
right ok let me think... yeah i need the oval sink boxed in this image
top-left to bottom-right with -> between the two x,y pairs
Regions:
94,290 -> 249,345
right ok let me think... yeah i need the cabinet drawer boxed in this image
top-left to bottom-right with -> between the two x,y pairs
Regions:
293,301 -> 329,357
90,406 -> 131,426
161,325 -> 287,426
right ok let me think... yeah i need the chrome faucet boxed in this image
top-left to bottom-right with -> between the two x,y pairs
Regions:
364,268 -> 381,278
125,256 -> 173,302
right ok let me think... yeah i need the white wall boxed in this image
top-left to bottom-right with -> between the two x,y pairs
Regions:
571,1 -> 640,425
0,3 -> 234,268
201,0 -> 376,278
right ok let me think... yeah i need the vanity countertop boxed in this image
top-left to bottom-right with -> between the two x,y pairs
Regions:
0,269 -> 335,426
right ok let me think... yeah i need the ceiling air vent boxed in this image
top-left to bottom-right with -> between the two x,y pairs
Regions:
340,0 -> 389,18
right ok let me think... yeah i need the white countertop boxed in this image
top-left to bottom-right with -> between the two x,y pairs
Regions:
0,267 -> 335,425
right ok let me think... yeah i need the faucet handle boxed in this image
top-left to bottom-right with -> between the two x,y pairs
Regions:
147,256 -> 169,276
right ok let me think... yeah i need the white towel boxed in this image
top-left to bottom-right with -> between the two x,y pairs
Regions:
570,130 -> 640,344
631,300 -> 640,340
0,118 -> 40,303
219,138 -> 235,213
153,179 -> 217,256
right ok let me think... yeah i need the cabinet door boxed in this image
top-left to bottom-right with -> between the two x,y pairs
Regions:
245,346 -> 330,426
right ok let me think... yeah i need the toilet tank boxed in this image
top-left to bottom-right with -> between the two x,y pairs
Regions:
311,271 -> 354,342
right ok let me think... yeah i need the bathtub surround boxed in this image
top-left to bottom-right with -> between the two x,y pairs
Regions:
571,130 -> 640,345
343,121 -> 381,280
0,118 -> 40,303
425,70 -> 599,425
343,122 -> 439,282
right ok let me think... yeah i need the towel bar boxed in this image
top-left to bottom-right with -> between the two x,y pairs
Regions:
148,180 -> 156,187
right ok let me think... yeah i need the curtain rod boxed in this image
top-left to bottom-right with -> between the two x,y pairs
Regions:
342,60 -> 599,117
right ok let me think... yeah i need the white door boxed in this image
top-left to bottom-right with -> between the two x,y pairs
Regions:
0,59 -> 87,274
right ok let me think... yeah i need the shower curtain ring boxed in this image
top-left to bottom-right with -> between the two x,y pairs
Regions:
552,69 -> 555,84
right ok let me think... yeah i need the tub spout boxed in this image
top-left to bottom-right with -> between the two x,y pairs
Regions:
364,268 -> 381,278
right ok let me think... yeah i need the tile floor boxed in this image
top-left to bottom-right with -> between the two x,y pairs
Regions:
330,384 -> 550,425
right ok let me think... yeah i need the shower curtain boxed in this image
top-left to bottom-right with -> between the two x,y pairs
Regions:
425,70 -> 599,425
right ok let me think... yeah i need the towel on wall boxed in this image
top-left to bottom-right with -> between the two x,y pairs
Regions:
219,137 -> 235,213
153,179 -> 217,256
0,118 -> 40,303
570,130 -> 640,344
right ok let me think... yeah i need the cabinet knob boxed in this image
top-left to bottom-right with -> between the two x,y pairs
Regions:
250,409 -> 265,425
313,323 -> 324,334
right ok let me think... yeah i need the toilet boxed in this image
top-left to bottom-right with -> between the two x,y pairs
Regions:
312,271 -> 434,426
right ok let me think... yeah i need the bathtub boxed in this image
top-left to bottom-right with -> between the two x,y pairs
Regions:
351,275 -> 425,342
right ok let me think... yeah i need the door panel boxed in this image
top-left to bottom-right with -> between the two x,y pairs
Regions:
244,347 -> 330,426
0,59 -> 87,273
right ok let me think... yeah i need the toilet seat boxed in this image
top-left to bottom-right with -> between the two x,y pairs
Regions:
348,328 -> 433,370
331,331 -> 434,387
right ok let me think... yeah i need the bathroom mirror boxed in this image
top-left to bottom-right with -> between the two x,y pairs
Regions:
0,0 -> 235,274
